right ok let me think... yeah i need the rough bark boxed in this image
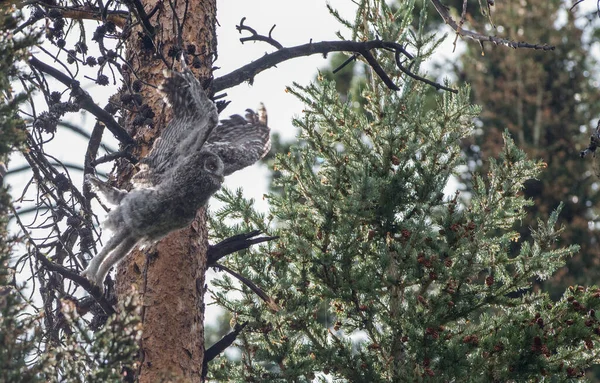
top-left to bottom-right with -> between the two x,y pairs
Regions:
114,0 -> 217,381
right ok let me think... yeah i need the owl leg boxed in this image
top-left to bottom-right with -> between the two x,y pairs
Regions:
86,175 -> 128,205
94,235 -> 138,287
81,230 -> 130,285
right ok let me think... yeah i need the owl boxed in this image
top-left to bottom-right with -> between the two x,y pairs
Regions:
82,66 -> 271,287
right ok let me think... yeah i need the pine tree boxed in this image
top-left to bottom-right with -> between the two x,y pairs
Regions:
453,0 -> 600,299
208,2 -> 600,381
5,0 -> 600,381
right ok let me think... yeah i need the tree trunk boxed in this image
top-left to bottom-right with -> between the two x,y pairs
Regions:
115,1 -> 217,381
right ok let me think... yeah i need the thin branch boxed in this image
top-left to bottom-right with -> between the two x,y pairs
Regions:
237,17 -> 283,49
332,54 -> 359,74
430,0 -> 555,50
569,0 -> 586,12
207,230 -> 278,265
214,263 -> 279,312
360,48 -> 400,91
91,150 -> 138,166
29,56 -> 135,146
393,50 -> 456,93
125,0 -> 155,36
212,39 -> 439,93
10,206 -> 116,315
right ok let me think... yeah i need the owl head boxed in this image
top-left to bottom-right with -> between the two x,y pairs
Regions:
200,151 -> 225,182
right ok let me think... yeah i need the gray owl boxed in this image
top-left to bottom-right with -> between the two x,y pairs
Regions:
82,67 -> 271,286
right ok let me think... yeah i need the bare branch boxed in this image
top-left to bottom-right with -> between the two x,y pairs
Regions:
207,230 -> 279,265
430,0 -> 555,51
237,17 -> 283,49
123,0 -> 155,36
91,150 -> 138,166
202,321 -> 248,380
212,39 -> 449,93
10,206 -> 116,315
393,50 -> 456,93
61,7 -> 128,28
29,56 -> 135,146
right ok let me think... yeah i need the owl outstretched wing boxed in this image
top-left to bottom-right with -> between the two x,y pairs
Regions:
133,68 -> 218,187
204,104 -> 271,176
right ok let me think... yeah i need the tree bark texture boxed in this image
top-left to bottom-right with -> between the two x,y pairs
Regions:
115,0 -> 217,381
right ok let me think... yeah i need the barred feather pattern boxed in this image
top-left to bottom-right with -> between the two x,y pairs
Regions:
204,106 -> 271,176
133,71 -> 270,187
82,67 -> 271,286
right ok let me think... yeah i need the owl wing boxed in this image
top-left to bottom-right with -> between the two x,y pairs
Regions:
133,69 -> 219,187
204,104 -> 271,176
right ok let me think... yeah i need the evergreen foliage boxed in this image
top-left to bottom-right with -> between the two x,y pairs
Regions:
208,1 -> 600,381
4,0 -> 600,380
453,0 -> 600,298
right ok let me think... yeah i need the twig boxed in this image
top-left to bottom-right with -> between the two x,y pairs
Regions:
333,54 -> 359,74
10,206 -> 116,315
393,50 -> 456,93
91,150 -> 138,166
213,263 -> 280,312
569,0 -> 586,12
237,17 -> 283,49
430,0 -> 555,51
360,49 -> 400,91
29,56 -> 135,146
207,230 -> 279,265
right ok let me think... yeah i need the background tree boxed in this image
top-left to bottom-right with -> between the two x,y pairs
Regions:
451,0 -> 600,299
5,0 -> 600,381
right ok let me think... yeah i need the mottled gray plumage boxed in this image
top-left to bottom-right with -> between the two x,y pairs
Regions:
82,66 -> 271,286
83,151 -> 224,286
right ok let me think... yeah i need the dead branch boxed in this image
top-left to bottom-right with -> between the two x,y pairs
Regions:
213,263 -> 279,312
207,230 -> 278,265
212,19 -> 455,93
29,56 -> 135,146
430,0 -> 555,51
202,321 -> 249,380
61,7 -> 128,28
237,17 -> 283,49
10,206 -> 116,315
